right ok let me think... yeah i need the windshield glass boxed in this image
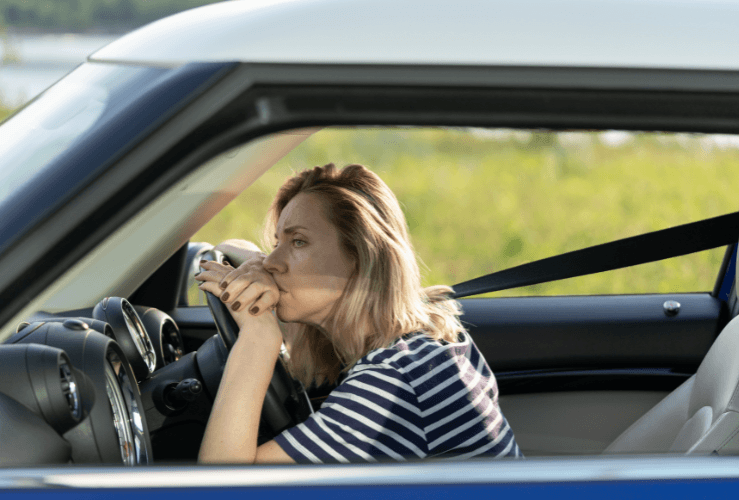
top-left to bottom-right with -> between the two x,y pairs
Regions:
0,63 -> 169,204
0,61 -> 230,256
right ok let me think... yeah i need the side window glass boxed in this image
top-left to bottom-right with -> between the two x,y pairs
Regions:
191,127 -> 735,301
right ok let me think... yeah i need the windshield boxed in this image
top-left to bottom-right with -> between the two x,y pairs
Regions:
0,63 -> 167,204
0,61 -> 231,256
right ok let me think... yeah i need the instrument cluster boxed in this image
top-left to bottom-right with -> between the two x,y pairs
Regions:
0,297 -> 207,466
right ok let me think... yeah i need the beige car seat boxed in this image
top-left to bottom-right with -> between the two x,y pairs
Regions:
605,312 -> 739,455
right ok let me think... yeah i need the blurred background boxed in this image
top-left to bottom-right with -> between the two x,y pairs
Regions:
0,0 -> 221,116
2,0 -> 737,298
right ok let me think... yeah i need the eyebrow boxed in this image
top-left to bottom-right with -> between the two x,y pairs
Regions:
275,225 -> 308,239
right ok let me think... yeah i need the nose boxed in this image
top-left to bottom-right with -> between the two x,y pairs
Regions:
263,245 -> 287,275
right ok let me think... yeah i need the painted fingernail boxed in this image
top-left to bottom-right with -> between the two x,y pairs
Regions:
232,302 -> 241,311
200,260 -> 207,265
221,292 -> 230,302
250,306 -> 259,315
194,271 -> 201,277
219,281 -> 228,289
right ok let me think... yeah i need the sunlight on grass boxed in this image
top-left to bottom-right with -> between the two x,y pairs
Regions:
193,128 -> 736,297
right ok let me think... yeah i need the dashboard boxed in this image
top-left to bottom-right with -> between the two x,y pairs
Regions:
0,297 -> 227,465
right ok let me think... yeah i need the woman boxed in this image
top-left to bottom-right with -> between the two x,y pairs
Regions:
197,163 -> 520,464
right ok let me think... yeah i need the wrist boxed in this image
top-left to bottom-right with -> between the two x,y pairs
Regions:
235,320 -> 283,353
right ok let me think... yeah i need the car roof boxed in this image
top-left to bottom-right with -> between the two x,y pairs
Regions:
89,0 -> 739,70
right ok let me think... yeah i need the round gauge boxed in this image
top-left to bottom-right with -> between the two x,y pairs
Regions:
108,351 -> 149,464
94,297 -> 157,381
121,301 -> 156,374
104,359 -> 135,466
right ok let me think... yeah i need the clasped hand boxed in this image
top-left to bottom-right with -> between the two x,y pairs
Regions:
195,255 -> 280,331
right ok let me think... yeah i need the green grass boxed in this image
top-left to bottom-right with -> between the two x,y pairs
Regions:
181,128 -> 739,297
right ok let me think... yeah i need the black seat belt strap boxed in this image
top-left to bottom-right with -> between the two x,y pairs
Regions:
452,211 -> 739,299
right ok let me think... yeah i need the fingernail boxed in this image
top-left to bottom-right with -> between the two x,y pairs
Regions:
219,281 -> 228,289
250,306 -> 259,315
221,292 -> 230,302
200,260 -> 207,265
232,302 -> 241,311
194,272 -> 201,277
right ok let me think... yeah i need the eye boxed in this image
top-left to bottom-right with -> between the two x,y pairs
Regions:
293,239 -> 306,248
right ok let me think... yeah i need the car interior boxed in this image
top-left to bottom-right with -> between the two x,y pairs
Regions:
4,121 -> 737,464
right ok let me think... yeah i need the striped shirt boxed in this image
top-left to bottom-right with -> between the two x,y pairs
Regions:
274,331 -> 521,463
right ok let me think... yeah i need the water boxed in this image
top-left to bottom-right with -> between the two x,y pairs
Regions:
0,33 -> 122,107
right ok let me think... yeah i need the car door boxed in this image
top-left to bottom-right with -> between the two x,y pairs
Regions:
101,62 -> 736,459
3,46 -> 739,490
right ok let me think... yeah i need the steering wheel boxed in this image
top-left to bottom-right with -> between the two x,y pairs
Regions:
200,249 -> 313,438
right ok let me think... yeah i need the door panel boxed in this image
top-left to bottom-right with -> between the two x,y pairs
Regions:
462,293 -> 726,455
462,294 -> 726,373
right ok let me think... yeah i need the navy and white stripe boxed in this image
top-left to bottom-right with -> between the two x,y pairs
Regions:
275,331 -> 522,463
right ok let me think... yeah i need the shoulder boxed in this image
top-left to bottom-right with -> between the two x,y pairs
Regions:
354,331 -> 468,370
348,331 -> 480,388
360,330 -> 475,368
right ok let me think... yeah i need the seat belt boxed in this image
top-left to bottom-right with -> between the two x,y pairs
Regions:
452,211 -> 739,299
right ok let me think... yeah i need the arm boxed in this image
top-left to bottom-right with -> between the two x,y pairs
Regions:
214,239 -> 265,267
196,260 -> 294,464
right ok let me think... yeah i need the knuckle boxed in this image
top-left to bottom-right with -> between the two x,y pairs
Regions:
232,273 -> 252,285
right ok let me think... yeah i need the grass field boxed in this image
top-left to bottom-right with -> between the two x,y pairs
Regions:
192,127 -> 738,297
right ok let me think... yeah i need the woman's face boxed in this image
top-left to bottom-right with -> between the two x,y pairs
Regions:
263,192 -> 355,328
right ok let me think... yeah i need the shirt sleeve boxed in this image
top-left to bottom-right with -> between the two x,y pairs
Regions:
274,365 -> 427,463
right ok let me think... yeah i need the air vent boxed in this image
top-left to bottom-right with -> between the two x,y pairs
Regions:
162,321 -> 183,365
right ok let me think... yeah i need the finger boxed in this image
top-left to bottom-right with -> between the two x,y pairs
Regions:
198,280 -> 227,297
245,290 -> 279,316
230,281 -> 272,312
194,269 -> 225,284
196,260 -> 231,283
221,270 -> 267,302
199,259 -> 231,272
218,265 -> 247,290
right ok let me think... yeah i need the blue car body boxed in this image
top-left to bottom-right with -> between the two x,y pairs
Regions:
2,0 -> 739,496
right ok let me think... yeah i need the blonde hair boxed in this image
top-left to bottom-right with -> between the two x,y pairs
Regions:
267,163 -> 465,387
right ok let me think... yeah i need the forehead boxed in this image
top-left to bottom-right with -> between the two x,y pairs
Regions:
276,192 -> 329,232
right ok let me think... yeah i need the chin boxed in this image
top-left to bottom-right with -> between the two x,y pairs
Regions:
275,304 -> 294,323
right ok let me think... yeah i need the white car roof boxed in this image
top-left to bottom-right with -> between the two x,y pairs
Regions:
90,0 -> 739,70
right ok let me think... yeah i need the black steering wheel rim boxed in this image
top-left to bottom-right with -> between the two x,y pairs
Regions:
201,249 -> 239,351
199,249 -> 313,438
